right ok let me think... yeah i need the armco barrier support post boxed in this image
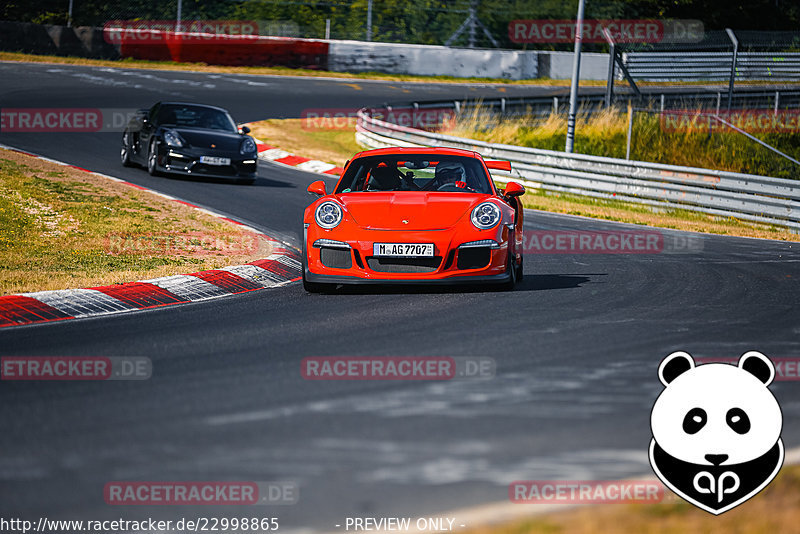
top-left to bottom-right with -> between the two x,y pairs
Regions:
565,0 -> 586,153
605,44 -> 616,108
626,102 -> 633,160
176,0 -> 183,32
602,27 -> 616,109
726,28 -> 739,111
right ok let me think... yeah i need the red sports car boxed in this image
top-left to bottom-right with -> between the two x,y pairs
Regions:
302,147 -> 525,292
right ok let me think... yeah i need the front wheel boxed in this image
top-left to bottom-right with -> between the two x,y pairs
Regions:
120,135 -> 132,167
498,252 -> 518,291
147,140 -> 161,176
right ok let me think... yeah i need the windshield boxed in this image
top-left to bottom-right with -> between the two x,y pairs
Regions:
156,104 -> 237,133
335,154 -> 494,194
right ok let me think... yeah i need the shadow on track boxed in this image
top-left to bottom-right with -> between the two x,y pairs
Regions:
164,174 -> 295,188
303,273 -> 601,295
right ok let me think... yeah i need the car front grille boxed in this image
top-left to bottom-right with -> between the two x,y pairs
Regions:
320,247 -> 352,269
193,163 -> 238,176
457,247 -> 491,270
366,256 -> 442,273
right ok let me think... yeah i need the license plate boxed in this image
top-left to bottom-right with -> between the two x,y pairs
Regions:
373,243 -> 434,257
200,156 -> 231,166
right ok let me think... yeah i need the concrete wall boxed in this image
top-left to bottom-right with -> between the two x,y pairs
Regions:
329,40 -> 539,80
536,50 -> 609,80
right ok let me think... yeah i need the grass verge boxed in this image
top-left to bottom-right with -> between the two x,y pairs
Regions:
0,149 -> 272,295
464,465 -> 800,534
247,118 -> 363,167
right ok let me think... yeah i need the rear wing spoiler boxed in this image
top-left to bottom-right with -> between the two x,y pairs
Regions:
485,160 -> 512,172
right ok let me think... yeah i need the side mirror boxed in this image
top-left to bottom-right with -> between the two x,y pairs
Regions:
307,180 -> 327,196
503,181 -> 525,198
239,125 -> 251,134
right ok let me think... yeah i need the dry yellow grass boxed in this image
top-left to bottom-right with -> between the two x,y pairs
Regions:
0,149 -> 272,295
247,118 -> 362,166
465,466 -> 800,534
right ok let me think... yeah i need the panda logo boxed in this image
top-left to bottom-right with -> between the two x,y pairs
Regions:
649,351 -> 784,515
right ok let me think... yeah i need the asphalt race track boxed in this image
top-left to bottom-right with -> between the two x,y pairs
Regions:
1,62 -> 799,531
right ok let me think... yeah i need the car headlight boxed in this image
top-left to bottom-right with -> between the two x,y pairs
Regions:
471,202 -> 501,230
163,129 -> 185,148
315,201 -> 343,229
240,137 -> 257,155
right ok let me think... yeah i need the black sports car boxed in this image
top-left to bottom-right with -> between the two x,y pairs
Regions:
120,102 -> 258,183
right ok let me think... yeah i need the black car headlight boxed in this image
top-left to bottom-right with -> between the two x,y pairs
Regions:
471,202 -> 501,230
240,137 -> 257,155
163,129 -> 185,148
315,201 -> 343,229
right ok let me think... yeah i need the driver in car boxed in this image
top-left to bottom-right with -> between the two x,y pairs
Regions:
433,161 -> 469,190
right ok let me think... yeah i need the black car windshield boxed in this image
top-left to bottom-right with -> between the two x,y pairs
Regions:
156,104 -> 237,133
335,154 -> 493,194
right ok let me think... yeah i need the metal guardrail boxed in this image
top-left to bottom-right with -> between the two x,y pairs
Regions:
623,51 -> 800,82
387,87 -> 800,119
356,108 -> 800,231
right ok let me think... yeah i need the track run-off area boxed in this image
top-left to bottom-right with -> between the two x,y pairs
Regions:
1,62 -> 799,531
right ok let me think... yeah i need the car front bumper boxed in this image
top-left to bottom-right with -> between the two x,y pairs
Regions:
304,226 -> 513,284
156,149 -> 257,179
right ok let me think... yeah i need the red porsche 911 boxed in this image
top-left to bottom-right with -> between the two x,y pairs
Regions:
302,147 -> 526,292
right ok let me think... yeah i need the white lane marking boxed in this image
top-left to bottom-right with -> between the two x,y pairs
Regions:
96,67 -> 216,88
218,77 -> 273,87
69,72 -> 144,89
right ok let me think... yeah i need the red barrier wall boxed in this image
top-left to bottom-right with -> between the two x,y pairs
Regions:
113,32 -> 329,69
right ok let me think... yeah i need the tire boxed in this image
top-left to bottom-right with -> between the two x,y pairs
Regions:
515,254 -> 524,283
147,140 -> 161,176
499,251 -> 518,291
120,134 -> 132,167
